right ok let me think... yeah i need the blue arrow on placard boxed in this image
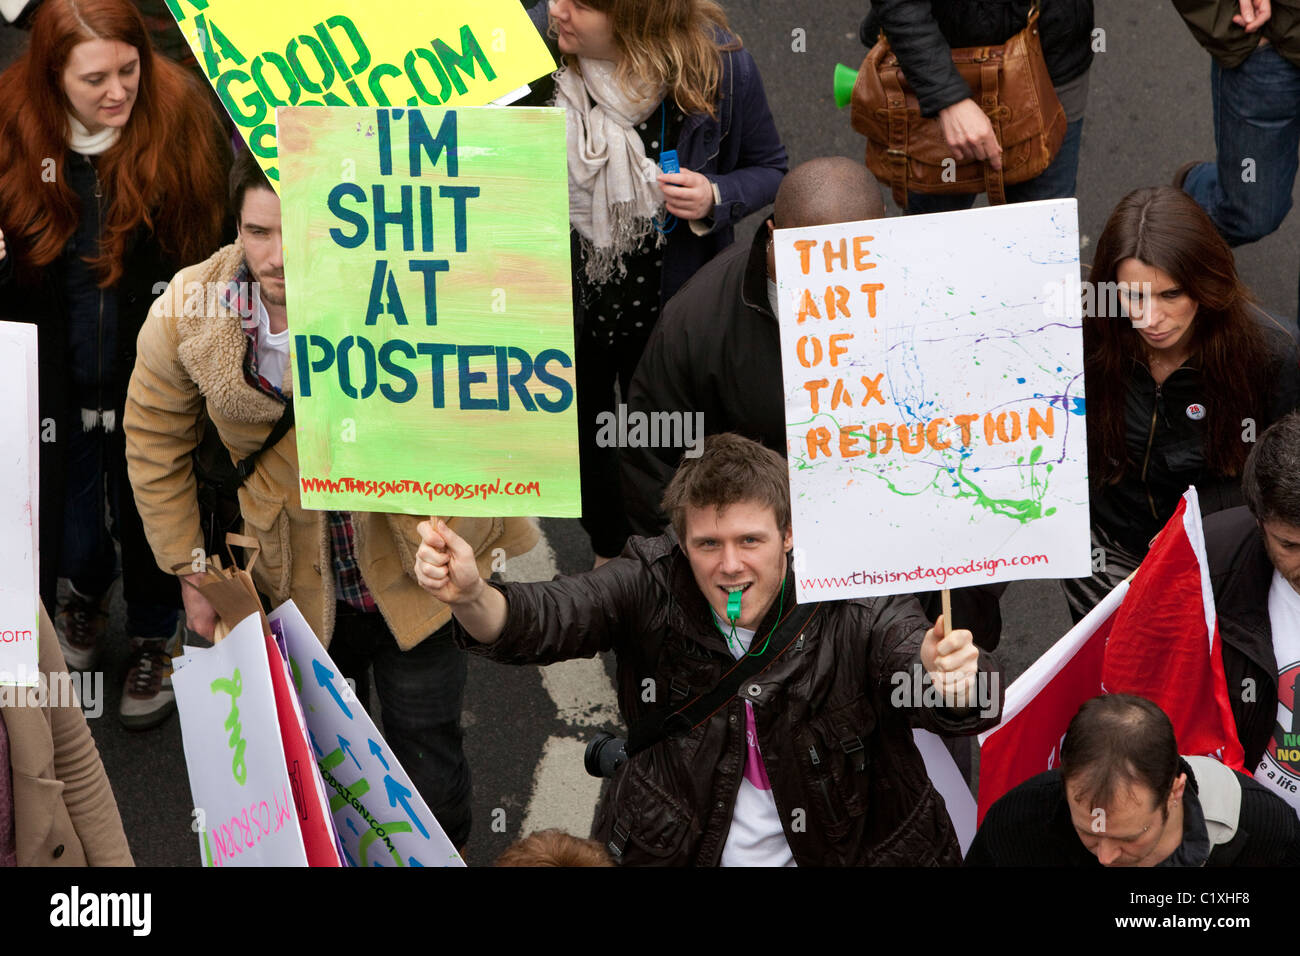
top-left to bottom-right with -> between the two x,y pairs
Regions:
308,729 -> 324,758
384,774 -> 430,839
409,856 -> 424,867
368,737 -> 390,770
313,658 -> 353,719
338,734 -> 363,772
346,818 -> 360,836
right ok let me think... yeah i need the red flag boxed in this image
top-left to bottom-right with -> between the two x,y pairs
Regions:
976,488 -> 1244,823
1100,493 -> 1245,771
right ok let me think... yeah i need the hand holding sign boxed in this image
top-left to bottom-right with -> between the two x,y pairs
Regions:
921,614 -> 979,708
415,520 -> 485,605
415,519 -> 507,645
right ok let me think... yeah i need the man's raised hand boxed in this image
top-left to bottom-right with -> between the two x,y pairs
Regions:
416,518 -> 484,604
920,614 -> 979,708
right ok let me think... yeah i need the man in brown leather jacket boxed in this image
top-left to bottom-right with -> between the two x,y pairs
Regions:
415,433 -> 1003,866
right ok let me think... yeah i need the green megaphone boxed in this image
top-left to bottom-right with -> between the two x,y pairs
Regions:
833,63 -> 858,109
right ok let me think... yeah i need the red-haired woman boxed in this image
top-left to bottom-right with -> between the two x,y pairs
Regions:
1064,186 -> 1300,621
0,0 -> 228,727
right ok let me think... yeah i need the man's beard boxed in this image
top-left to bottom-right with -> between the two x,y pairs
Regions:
260,279 -> 286,307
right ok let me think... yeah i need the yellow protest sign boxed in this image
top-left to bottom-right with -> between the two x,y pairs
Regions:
163,0 -> 556,188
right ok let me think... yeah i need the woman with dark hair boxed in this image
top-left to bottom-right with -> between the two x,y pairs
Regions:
527,0 -> 788,564
1064,185 -> 1300,621
0,0 -> 229,727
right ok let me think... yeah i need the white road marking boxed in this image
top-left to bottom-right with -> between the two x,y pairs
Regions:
500,528 -> 620,837
518,736 -> 606,839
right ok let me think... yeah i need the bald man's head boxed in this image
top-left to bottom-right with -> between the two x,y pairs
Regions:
773,157 -> 886,229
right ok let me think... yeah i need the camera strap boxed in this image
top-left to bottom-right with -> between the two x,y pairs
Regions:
625,597 -> 822,759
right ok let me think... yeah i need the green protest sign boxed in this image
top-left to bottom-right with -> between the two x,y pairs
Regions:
278,106 -> 579,517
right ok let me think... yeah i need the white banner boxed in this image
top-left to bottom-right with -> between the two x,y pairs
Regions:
173,613 -> 309,867
0,322 -> 39,684
774,200 -> 1091,602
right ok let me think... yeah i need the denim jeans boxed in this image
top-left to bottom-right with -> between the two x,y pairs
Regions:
328,607 -> 472,849
904,118 -> 1084,214
1182,43 -> 1300,247
59,421 -> 179,639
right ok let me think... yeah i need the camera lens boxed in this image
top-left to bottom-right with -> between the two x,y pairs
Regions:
584,733 -> 628,778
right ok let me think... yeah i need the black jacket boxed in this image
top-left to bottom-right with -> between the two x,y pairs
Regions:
622,224 -> 781,537
1091,319 -> 1300,558
1205,506 -> 1280,770
860,0 -> 1095,116
455,532 -> 1003,866
967,757 -> 1300,865
0,152 -> 182,611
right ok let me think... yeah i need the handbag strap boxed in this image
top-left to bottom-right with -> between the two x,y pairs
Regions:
625,598 -> 823,759
980,59 -> 1006,205
880,63 -> 911,207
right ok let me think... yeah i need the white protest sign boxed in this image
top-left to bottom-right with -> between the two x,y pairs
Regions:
0,322 -> 39,684
269,600 -> 464,868
173,612 -> 309,867
774,199 -> 1090,602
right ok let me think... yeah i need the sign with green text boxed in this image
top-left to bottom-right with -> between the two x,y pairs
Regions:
164,0 -> 556,186
278,105 -> 578,516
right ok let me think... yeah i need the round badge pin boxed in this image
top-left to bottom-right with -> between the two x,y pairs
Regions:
1185,403 -> 1206,421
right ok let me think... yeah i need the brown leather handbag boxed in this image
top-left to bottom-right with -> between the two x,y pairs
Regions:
850,2 -> 1067,208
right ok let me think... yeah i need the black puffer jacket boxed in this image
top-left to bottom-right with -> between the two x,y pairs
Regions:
454,532 -> 1003,866
859,0 -> 1095,116
1091,316 -> 1300,558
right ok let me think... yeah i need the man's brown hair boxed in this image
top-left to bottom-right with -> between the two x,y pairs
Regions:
230,147 -> 273,227
661,432 -> 791,542
1060,694 -> 1181,819
494,829 -> 614,867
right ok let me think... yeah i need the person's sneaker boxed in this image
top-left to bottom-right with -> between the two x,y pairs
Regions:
55,586 -> 110,671
119,626 -> 184,731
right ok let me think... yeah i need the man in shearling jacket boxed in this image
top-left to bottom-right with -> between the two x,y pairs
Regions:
415,433 -> 1003,866
122,150 -> 539,849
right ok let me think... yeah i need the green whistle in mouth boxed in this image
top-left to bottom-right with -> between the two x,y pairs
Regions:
727,589 -> 742,623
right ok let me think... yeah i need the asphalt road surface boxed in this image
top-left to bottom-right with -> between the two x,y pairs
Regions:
2,0 -> 1297,867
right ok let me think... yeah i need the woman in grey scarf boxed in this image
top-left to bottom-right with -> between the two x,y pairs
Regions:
540,0 -> 788,564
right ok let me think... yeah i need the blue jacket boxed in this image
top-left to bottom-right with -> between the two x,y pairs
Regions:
522,3 -> 787,306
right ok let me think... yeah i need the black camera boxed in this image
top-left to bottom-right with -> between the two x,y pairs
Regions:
584,733 -> 628,778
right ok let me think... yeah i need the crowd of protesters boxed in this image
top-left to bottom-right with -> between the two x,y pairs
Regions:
1,0 -> 1299,868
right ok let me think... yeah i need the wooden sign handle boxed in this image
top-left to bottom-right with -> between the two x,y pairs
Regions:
941,587 -> 953,635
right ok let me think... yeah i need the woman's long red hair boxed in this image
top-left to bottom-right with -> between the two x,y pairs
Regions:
0,0 -> 227,286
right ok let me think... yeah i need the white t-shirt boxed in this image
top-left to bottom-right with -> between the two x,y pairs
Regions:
254,289 -> 290,392
715,614 -> 796,867
1258,569 -> 1300,818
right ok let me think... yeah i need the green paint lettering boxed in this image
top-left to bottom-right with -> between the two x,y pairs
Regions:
210,668 -> 248,786
164,0 -> 209,23
432,25 -> 497,96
